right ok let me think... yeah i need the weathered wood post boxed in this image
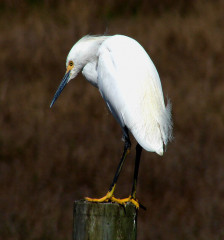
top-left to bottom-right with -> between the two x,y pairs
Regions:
73,200 -> 137,240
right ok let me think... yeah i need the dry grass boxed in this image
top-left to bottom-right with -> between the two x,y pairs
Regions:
0,1 -> 224,239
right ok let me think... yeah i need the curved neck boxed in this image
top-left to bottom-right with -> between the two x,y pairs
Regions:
80,36 -> 109,64
80,36 -> 109,87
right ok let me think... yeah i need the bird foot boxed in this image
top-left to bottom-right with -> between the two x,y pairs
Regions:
112,196 -> 146,210
113,196 -> 140,209
85,190 -> 113,203
85,194 -> 141,209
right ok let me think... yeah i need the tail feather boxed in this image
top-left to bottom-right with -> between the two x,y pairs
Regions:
160,98 -> 173,147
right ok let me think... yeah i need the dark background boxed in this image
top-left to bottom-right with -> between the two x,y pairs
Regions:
0,0 -> 224,239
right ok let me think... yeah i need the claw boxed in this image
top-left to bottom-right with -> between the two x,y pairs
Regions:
85,194 -> 141,209
112,196 -> 140,209
85,190 -> 113,203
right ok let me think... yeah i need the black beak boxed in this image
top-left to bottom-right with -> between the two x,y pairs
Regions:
50,70 -> 70,108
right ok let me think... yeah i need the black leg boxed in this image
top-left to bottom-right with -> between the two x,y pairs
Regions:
108,127 -> 131,192
85,129 -> 144,209
131,143 -> 142,199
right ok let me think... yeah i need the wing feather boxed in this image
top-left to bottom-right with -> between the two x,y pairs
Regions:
97,35 -> 172,155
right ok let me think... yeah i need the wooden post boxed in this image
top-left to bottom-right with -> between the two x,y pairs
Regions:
73,200 -> 137,240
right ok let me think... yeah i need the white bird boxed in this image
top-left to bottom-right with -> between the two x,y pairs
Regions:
50,35 -> 173,209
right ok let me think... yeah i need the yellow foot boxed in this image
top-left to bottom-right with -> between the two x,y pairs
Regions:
85,193 -> 140,209
113,196 -> 140,209
85,190 -> 113,203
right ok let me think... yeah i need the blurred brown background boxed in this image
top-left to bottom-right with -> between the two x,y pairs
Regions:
0,0 -> 224,239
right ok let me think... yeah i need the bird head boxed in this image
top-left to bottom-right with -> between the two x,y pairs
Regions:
50,35 -> 107,108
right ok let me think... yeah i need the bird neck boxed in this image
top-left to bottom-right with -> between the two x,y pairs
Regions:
81,36 -> 109,64
80,36 -> 109,87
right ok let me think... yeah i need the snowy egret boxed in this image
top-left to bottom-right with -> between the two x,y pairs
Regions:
50,35 -> 173,208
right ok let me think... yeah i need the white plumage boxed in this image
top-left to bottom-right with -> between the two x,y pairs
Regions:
50,34 -> 173,208
96,35 -> 172,155
60,34 -> 172,155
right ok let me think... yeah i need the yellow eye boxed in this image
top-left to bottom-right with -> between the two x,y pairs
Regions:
69,61 -> 74,67
66,61 -> 74,73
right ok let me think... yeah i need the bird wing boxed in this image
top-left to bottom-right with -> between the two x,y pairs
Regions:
97,35 -> 172,155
